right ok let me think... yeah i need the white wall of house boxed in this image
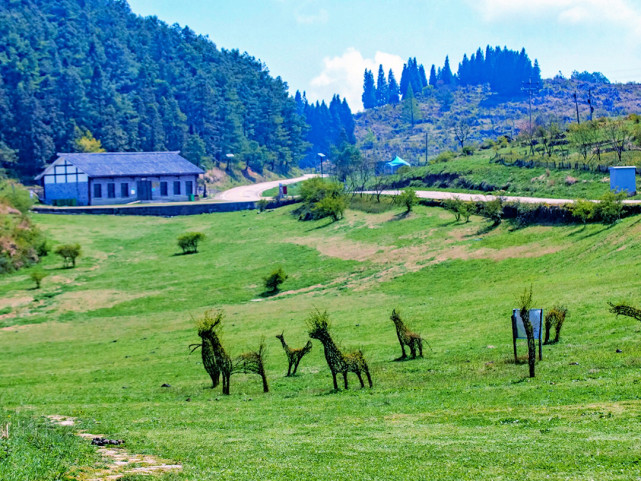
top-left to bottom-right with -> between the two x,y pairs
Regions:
88,175 -> 198,205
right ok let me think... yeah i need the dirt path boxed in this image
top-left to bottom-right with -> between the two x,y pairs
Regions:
365,190 -> 641,205
47,415 -> 181,480
214,174 -> 317,201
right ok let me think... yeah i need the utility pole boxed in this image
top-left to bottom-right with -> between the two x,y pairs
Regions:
424,131 -> 429,165
573,91 -> 580,124
521,78 -> 540,155
587,89 -> 594,122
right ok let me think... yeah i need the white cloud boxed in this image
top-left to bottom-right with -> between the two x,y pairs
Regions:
474,0 -> 641,37
307,48 -> 405,112
295,8 -> 328,24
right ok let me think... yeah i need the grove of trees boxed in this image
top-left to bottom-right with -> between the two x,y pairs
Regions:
0,0 -> 354,181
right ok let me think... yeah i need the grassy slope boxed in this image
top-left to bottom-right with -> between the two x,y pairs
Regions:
380,149 -> 641,200
1,206 -> 641,480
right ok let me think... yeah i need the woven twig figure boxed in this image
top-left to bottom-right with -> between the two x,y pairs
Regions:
234,340 -> 269,393
390,309 -> 423,359
192,310 -> 269,395
307,309 -> 372,390
276,332 -> 313,376
609,302 -> 641,322
544,306 -> 568,344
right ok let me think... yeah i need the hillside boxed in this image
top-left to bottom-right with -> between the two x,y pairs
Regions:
0,0 -> 321,180
356,78 -> 641,164
2,204 -> 641,479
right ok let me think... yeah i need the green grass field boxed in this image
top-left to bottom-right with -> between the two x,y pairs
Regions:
2,204 -> 641,480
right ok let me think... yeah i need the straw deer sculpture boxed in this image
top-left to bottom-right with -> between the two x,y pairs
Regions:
191,310 -> 268,395
307,309 -> 372,390
275,332 -> 312,376
390,309 -> 424,359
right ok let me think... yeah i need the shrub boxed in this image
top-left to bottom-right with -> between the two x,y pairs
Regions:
481,198 -> 503,225
29,269 -> 47,289
544,305 -> 568,344
54,243 -> 81,268
443,197 -> 470,222
0,181 -> 33,215
312,195 -> 346,221
257,198 -> 269,212
461,145 -> 474,156
568,199 -> 595,225
264,267 -> 288,294
431,151 -> 455,164
511,202 -> 538,228
297,178 -> 347,222
397,188 -> 417,213
177,232 -> 205,254
595,191 -> 624,224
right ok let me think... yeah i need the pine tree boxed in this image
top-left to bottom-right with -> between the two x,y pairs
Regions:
429,65 -> 437,87
362,69 -> 377,109
439,56 -> 454,86
418,65 -> 428,89
388,69 -> 400,104
375,65 -> 388,107
402,85 -> 421,128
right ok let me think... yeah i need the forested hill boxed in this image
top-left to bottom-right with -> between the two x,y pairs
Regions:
0,0 -> 353,180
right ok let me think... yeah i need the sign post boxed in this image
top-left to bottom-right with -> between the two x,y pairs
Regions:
511,309 -> 543,362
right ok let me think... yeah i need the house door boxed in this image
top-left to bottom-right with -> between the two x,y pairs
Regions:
137,181 -> 152,201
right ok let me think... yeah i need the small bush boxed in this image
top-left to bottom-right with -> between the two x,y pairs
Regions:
568,199 -> 595,225
29,269 -> 47,289
257,198 -> 269,212
54,243 -> 81,268
443,197 -> 470,222
544,305 -> 568,344
313,195 -> 346,221
397,188 -> 417,213
264,267 -> 288,294
431,151 -> 455,164
511,202 -> 538,228
481,198 -> 503,225
595,191 -> 624,224
461,145 -> 474,156
0,181 -> 33,215
177,232 -> 205,254
297,178 -> 347,222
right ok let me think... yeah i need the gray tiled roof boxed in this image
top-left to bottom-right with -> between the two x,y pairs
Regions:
54,152 -> 204,177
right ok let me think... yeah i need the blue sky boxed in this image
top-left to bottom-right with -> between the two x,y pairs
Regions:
127,0 -> 641,111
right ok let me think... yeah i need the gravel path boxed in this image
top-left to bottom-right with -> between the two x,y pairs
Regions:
214,174 -> 317,201
363,190 -> 641,205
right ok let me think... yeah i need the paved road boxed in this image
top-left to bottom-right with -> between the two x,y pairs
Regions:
364,190 -> 641,205
214,174 -> 317,202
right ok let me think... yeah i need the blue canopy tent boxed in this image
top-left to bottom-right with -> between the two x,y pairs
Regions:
384,156 -> 411,175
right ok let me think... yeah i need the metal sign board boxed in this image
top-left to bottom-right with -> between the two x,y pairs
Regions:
511,308 -> 543,362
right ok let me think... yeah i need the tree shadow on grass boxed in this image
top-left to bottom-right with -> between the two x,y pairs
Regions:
476,221 -> 500,235
304,219 -> 335,232
567,224 -> 611,240
171,251 -> 198,257
259,289 -> 279,298
387,211 -> 411,222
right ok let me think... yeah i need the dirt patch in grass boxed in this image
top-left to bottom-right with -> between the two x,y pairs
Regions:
47,415 -> 182,480
55,289 -> 151,313
0,296 -> 32,310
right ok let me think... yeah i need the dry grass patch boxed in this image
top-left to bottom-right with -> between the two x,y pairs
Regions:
56,289 -> 152,313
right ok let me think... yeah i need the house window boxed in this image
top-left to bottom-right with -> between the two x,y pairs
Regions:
121,183 -> 129,198
160,182 -> 168,196
186,181 -> 193,195
93,183 -> 102,198
173,181 -> 181,195
107,183 -> 115,198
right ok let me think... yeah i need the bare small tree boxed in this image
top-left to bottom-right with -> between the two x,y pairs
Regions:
452,117 -> 472,149
514,286 -> 536,378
